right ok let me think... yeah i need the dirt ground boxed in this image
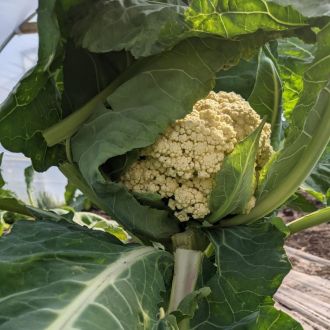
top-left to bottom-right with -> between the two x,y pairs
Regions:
281,208 -> 330,260
286,223 -> 330,260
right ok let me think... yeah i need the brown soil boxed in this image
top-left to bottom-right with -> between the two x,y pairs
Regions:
286,223 -> 330,260
280,207 -> 330,260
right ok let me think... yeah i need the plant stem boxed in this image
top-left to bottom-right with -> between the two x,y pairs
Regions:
287,207 -> 330,234
43,83 -> 115,147
59,163 -> 103,209
43,57 -> 150,147
168,248 -> 203,314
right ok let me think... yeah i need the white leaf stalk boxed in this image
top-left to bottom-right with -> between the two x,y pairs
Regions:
168,248 -> 203,314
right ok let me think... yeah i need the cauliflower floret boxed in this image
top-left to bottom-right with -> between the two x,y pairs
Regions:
120,91 -> 273,221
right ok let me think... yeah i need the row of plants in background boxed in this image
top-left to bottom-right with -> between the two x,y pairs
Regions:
0,0 -> 329,329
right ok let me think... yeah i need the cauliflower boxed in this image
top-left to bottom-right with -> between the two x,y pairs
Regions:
120,91 -> 273,222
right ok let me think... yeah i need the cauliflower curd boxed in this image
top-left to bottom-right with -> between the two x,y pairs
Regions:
121,91 -> 273,222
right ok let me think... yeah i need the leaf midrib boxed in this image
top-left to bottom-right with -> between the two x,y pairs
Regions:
46,246 -> 156,330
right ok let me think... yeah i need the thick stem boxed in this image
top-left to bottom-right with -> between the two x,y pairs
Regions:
43,84 -> 115,147
168,248 -> 203,314
287,207 -> 330,234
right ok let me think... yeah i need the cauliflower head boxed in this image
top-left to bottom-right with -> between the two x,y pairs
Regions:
120,91 -> 273,222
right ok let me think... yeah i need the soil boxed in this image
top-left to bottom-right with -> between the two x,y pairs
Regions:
280,208 -> 330,260
286,223 -> 330,260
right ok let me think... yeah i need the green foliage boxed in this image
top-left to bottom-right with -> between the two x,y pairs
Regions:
208,122 -> 265,223
191,222 -> 302,329
248,48 -> 283,148
0,220 -> 173,329
0,0 -> 330,328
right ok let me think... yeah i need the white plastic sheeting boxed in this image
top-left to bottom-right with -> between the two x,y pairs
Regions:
0,0 -> 37,46
0,1 -> 67,204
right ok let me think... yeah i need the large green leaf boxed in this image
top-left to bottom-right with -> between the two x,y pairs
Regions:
0,220 -> 173,329
0,0 -> 65,171
0,74 -> 65,171
186,0 -> 307,37
248,48 -> 283,149
72,0 -> 188,57
72,0 -> 309,58
208,122 -> 264,223
223,23 -> 330,226
190,222 -> 301,329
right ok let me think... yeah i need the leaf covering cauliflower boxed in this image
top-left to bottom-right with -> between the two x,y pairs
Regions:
120,91 -> 273,222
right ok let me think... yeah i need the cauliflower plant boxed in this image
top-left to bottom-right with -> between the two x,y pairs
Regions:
121,91 -> 273,222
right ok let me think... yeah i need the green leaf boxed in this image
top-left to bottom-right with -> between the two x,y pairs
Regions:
73,211 -> 129,242
154,315 -> 179,330
0,1 -> 65,170
64,181 -> 77,205
304,143 -> 330,198
186,0 -> 307,38
283,191 -> 320,212
172,287 -> 211,322
191,222 -> 301,329
60,162 -> 180,241
36,0 -> 62,71
72,0 -> 309,58
248,47 -> 283,149
214,57 -> 258,99
61,43 -> 134,113
208,122 -> 265,223
223,23 -> 330,226
0,220 -> 173,330
133,192 -> 168,210
0,74 -> 66,171
72,0 -> 188,57
277,37 -> 316,119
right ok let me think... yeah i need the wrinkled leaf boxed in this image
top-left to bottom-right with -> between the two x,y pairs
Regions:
0,1 -> 65,170
0,220 -> 173,330
72,0 -> 188,57
186,0 -> 307,38
208,122 -> 265,223
72,0 -> 309,58
191,222 -> 301,329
